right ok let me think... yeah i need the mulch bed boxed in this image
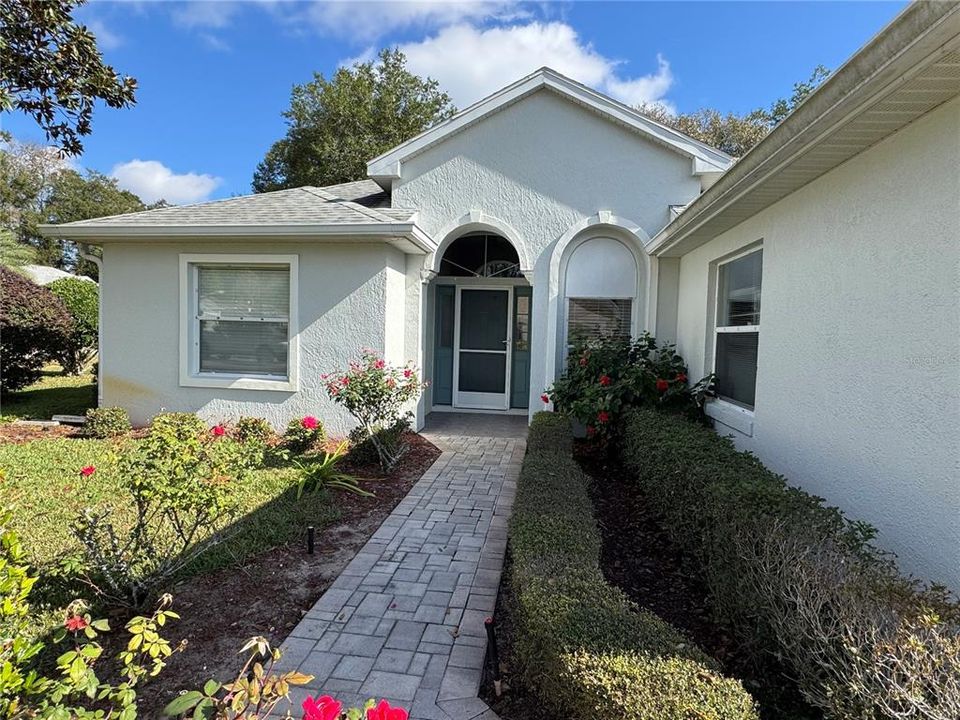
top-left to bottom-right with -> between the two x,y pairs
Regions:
575,441 -> 822,720
100,431 -> 440,718
0,422 -> 83,443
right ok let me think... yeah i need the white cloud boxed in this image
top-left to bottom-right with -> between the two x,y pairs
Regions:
199,32 -> 231,52
170,1 -> 240,29
85,19 -> 123,50
294,0 -> 526,42
396,22 -> 674,109
111,160 -> 221,205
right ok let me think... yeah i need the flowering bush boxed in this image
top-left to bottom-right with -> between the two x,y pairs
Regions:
165,636 -> 409,719
234,416 -> 274,445
73,412 -> 263,608
283,415 -> 325,455
0,507 -> 183,717
324,350 -> 426,472
544,333 -> 711,441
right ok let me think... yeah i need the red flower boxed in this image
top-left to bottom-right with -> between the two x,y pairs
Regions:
302,695 -> 343,720
540,393 -> 549,404
586,425 -> 596,437
597,410 -> 610,424
599,374 -> 611,386
340,376 -> 350,386
302,416 -> 319,430
403,368 -> 413,379
374,359 -> 386,370
367,699 -> 409,720
211,424 -> 226,437
578,357 -> 588,367
676,372 -> 688,383
656,379 -> 669,393
79,465 -> 96,477
65,615 -> 88,632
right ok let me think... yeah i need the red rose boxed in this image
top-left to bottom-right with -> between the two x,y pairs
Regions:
302,416 -> 318,430
599,375 -> 611,386
403,368 -> 413,379
586,425 -> 596,437
597,410 -> 610,424
656,379 -> 669,393
676,372 -> 688,383
80,465 -> 96,477
540,393 -> 549,404
211,424 -> 226,437
374,359 -> 386,369
65,615 -> 88,632
340,376 -> 350,386
302,695 -> 343,720
367,699 -> 409,720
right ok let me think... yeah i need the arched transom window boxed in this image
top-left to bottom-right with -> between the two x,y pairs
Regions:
439,233 -> 522,278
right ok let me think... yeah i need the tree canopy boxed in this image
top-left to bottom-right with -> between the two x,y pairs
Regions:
0,137 -> 160,278
639,66 -> 830,157
253,49 -> 457,192
0,0 -> 137,156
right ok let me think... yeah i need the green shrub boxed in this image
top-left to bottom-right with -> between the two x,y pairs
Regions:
622,408 -> 960,719
507,411 -> 757,720
74,412 -> 262,608
347,417 -> 408,468
282,415 -> 325,454
234,416 -> 273,445
84,406 -> 131,438
47,277 -> 98,375
0,266 -> 73,392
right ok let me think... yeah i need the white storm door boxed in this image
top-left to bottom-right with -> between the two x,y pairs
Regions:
453,287 -> 512,410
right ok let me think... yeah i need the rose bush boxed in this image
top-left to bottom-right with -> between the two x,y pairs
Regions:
324,350 -> 427,471
543,333 -> 712,441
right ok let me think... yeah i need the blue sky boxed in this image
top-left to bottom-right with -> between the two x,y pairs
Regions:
2,1 -> 907,203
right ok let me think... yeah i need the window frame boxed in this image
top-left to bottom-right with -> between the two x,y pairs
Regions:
711,246 -> 762,413
179,253 -> 299,392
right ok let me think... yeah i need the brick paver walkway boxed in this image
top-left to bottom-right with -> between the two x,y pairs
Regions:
280,420 -> 525,720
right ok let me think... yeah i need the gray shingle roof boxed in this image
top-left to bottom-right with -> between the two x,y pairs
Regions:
55,183 -> 415,228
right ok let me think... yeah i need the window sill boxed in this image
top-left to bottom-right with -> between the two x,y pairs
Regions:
180,373 -> 298,392
705,399 -> 754,437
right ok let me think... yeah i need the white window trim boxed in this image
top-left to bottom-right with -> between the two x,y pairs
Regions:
708,245 -> 762,423
179,253 -> 299,392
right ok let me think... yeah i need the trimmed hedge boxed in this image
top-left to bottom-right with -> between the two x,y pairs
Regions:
623,408 -> 960,719
507,411 -> 758,720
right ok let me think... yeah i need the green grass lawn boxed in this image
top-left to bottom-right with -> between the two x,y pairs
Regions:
0,437 -> 340,590
0,367 -> 97,421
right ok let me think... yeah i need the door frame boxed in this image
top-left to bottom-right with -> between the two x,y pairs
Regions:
452,285 -> 513,410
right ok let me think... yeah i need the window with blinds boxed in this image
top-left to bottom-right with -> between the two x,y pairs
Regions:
195,265 -> 290,377
567,298 -> 632,342
715,249 -> 762,409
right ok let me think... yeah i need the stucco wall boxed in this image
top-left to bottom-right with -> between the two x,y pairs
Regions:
671,96 -> 960,588
100,241 -> 399,434
393,89 -> 702,408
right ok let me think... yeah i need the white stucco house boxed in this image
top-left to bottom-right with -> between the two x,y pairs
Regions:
41,3 -> 959,588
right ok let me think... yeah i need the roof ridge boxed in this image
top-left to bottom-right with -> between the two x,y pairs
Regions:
301,186 -> 399,224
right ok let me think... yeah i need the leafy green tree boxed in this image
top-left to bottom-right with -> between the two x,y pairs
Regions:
639,66 -> 830,157
253,49 -> 456,192
0,229 -> 37,266
48,276 -> 98,374
0,0 -> 137,156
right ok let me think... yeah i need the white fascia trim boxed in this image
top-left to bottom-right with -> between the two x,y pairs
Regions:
367,68 -> 733,182
178,253 -> 300,392
39,222 -> 438,254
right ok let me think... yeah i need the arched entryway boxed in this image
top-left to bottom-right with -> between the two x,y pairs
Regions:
430,232 -> 532,412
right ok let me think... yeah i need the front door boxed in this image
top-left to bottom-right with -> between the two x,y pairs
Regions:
454,287 -> 511,410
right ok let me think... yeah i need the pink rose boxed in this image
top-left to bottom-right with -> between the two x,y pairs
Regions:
302,416 -> 319,430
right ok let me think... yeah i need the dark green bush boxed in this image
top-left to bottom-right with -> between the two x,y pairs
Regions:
622,408 -> 960,719
84,406 -> 130,438
47,277 -> 98,375
0,267 -> 74,392
507,411 -> 757,720
234,416 -> 273,445
282,415 -> 324,455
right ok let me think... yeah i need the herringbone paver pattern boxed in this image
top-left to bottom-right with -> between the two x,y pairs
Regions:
280,423 -> 524,720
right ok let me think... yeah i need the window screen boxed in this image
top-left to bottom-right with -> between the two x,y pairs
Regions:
715,250 -> 762,408
567,298 -> 632,341
196,265 -> 290,377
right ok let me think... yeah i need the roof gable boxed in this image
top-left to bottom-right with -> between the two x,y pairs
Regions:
367,67 -> 733,187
